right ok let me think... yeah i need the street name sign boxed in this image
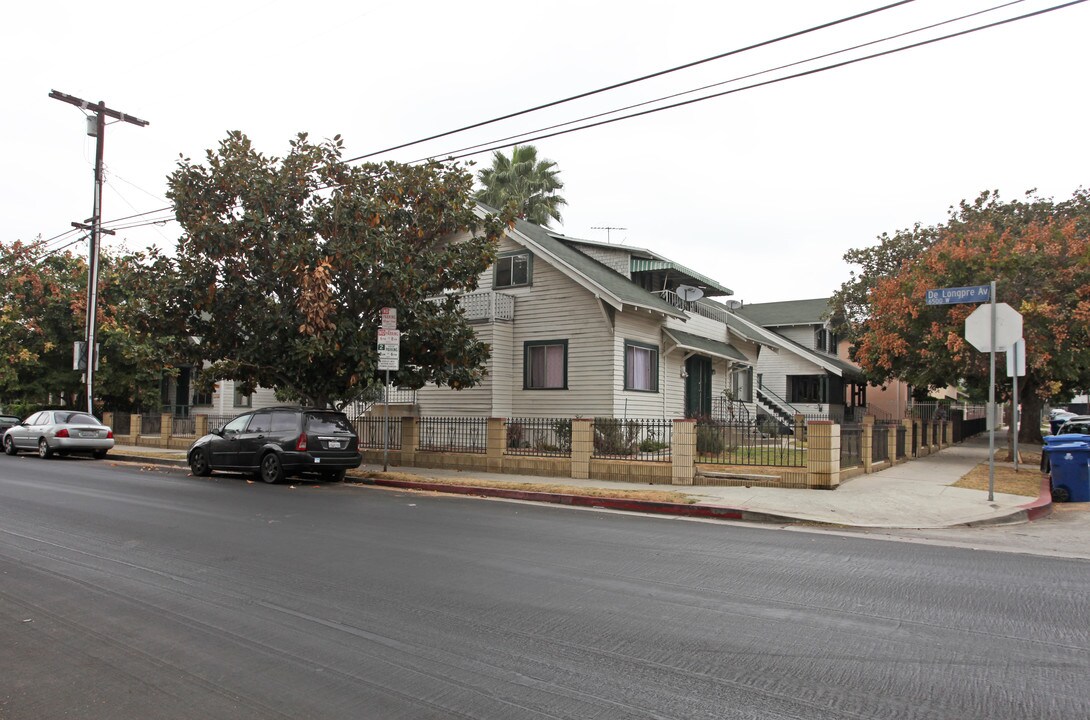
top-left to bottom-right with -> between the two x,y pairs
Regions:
926,285 -> 991,305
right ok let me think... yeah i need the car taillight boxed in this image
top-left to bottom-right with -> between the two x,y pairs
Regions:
55,428 -> 70,438
296,433 -> 308,451
106,430 -> 113,439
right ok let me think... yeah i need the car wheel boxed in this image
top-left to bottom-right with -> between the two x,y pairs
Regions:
189,448 -> 212,476
92,449 -> 108,460
260,453 -> 285,484
322,468 -> 347,483
38,438 -> 54,459
3,436 -> 16,456
1052,485 -> 1071,503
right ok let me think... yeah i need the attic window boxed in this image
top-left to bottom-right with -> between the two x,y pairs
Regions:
494,251 -> 532,289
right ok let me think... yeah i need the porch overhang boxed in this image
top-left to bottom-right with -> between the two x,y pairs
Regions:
663,328 -> 749,364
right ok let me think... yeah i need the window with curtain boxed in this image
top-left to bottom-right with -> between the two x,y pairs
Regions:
624,341 -> 658,392
524,340 -> 567,389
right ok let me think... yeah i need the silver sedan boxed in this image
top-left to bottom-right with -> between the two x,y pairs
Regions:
2,409 -> 115,459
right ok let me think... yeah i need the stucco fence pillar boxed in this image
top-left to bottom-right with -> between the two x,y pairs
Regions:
570,419 -> 593,480
887,419 -> 899,465
400,416 -> 418,466
862,415 -> 874,473
671,419 -> 696,485
487,418 -> 505,474
807,421 -> 840,489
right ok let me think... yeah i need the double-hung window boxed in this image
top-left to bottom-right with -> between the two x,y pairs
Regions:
624,340 -> 659,392
494,251 -> 532,289
524,340 -> 567,389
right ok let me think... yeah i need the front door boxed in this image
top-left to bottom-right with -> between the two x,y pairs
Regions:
685,356 -> 713,418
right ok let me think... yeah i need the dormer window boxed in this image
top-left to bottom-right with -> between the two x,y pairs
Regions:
494,251 -> 532,289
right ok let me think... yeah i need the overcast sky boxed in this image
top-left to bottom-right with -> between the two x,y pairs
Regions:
4,0 -> 1087,303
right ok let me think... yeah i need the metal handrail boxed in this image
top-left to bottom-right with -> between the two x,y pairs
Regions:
756,382 -> 800,417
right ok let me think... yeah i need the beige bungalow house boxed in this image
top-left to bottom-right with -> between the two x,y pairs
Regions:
409,213 -> 762,420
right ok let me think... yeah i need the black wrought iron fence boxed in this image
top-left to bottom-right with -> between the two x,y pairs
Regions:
912,422 -> 918,456
505,418 -> 572,458
695,418 -> 807,467
896,425 -> 907,459
942,422 -> 948,444
205,414 -> 235,433
592,418 -> 672,462
932,422 -> 939,446
140,413 -> 162,435
354,416 -> 402,449
872,423 -> 890,463
111,411 -> 132,435
418,416 -> 487,454
172,416 -> 196,438
841,423 -> 862,468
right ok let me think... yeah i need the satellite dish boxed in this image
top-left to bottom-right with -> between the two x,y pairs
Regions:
724,299 -> 743,311
676,284 -> 704,302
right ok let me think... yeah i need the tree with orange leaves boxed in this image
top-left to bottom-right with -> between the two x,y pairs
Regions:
830,188 -> 1090,443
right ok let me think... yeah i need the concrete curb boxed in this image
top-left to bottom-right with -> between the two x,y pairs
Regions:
104,452 -> 1046,530
353,476 -> 888,527
109,453 -> 190,468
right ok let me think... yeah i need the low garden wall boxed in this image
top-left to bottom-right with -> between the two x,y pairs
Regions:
104,412 -> 963,490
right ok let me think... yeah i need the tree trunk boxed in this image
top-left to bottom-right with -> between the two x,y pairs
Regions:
1018,374 -> 1044,445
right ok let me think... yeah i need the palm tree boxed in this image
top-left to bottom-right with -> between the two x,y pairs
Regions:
475,144 -> 567,227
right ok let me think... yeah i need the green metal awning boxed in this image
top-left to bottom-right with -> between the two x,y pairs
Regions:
664,328 -> 750,364
630,258 -> 733,296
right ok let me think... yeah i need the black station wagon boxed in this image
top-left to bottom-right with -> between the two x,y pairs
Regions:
187,406 -> 361,483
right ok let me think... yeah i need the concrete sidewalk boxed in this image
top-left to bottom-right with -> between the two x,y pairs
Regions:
107,434 -> 1050,529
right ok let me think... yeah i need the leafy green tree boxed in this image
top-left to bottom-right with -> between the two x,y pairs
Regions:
0,240 -> 173,413
830,188 -> 1090,443
165,131 -> 513,410
475,144 -> 567,227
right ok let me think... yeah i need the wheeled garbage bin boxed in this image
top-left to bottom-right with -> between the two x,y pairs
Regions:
1044,442 -> 1090,502
1041,434 -> 1090,472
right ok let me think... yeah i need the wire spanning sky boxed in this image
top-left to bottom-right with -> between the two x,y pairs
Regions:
3,0 -> 1087,302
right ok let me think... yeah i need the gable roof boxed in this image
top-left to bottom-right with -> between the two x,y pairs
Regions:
555,234 -> 733,297
505,217 -> 687,319
737,297 -> 832,327
663,328 -> 750,364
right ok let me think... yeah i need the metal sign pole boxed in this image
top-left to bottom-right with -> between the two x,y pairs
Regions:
988,280 -> 996,501
383,370 -> 390,473
1012,340 -> 1019,473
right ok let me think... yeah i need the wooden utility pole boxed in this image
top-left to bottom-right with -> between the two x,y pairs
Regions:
49,90 -> 148,414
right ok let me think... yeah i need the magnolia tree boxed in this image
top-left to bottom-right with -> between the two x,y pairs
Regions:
165,132 -> 513,410
830,189 -> 1090,443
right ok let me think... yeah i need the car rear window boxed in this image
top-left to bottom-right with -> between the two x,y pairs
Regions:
56,412 -> 100,425
305,412 -> 354,434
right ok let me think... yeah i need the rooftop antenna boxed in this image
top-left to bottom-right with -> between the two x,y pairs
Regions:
591,226 -> 627,243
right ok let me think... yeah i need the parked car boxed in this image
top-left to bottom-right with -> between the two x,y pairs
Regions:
0,415 -> 20,435
3,409 -> 114,459
187,406 -> 361,483
1055,416 -> 1090,436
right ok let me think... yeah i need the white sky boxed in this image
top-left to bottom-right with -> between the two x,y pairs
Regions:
4,0 -> 1087,303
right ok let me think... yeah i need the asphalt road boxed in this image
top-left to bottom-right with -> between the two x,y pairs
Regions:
1,455 -> 1088,719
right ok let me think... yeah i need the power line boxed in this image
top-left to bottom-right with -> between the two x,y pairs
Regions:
416,0 -> 1029,163
344,0 -> 918,163
440,0 -> 1087,162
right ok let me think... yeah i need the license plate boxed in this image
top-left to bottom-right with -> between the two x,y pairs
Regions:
79,431 -> 97,438
328,441 -> 342,449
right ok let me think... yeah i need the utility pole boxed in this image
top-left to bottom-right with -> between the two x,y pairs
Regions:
49,90 -> 148,414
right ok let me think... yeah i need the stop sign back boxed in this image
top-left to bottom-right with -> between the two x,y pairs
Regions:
965,302 -> 1022,352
